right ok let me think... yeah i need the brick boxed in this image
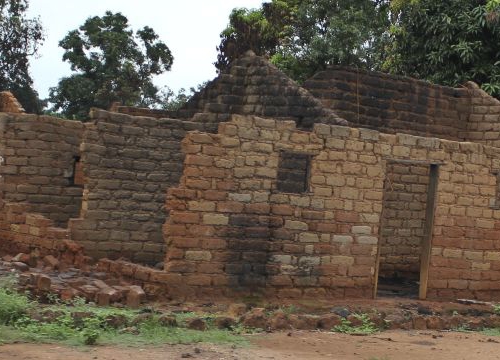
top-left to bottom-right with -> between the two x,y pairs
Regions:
203,214 -> 229,225
127,286 -> 146,309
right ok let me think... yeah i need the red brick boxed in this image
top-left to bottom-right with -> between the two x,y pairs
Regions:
335,211 -> 359,222
203,190 -> 227,201
188,225 -> 215,237
168,188 -> 197,199
166,261 -> 196,273
245,203 -> 270,214
170,212 -> 200,224
316,223 -> 338,232
170,237 -> 199,249
185,275 -> 212,286
217,201 -> 244,213
197,263 -> 224,274
203,168 -> 227,178
216,181 -> 237,191
271,205 -> 294,216
442,227 -> 465,238
201,238 -> 227,249
185,179 -> 211,190
165,248 -> 184,261
164,224 -> 187,236
185,154 -> 213,166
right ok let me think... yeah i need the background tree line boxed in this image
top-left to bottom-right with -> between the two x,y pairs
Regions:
1,0 -> 500,120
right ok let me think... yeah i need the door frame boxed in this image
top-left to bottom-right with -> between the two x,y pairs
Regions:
373,160 -> 441,300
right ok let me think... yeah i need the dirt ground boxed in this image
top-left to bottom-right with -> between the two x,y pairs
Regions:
1,330 -> 500,360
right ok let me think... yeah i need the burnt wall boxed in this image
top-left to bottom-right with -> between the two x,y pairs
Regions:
304,67 -> 470,140
465,82 -> 500,148
0,113 -> 84,226
163,115 -> 500,301
166,52 -> 346,129
70,109 -> 217,264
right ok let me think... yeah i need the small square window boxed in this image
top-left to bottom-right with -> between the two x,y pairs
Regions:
277,152 -> 310,193
493,170 -> 500,209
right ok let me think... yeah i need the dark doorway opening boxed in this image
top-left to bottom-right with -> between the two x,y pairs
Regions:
375,160 -> 439,299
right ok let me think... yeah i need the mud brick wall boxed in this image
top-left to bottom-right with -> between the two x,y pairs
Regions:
0,202 -> 69,255
303,67 -> 471,140
0,91 -> 24,113
174,52 -> 346,129
464,82 -> 500,148
164,115 -> 385,299
112,106 -> 180,119
0,113 -> 84,226
428,142 -> 500,301
70,109 -> 217,264
163,115 -> 500,301
379,163 -> 429,280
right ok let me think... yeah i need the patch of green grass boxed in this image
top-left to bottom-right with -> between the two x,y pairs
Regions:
332,313 -> 378,335
492,303 -> 500,315
481,328 -> 500,336
0,276 -> 247,347
0,276 -> 34,325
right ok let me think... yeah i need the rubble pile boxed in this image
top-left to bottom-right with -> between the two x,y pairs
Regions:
0,243 -> 147,309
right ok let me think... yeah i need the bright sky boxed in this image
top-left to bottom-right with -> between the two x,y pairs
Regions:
27,0 -> 264,99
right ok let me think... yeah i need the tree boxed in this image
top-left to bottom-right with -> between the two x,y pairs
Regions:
0,0 -> 44,113
49,11 -> 173,120
383,0 -> 500,96
216,0 -> 390,82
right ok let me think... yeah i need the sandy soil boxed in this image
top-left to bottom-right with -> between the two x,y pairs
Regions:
1,330 -> 500,360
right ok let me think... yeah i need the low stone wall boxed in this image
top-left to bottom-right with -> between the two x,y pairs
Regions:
0,113 -> 84,226
0,202 -> 78,262
162,115 -> 500,300
70,109 -> 217,264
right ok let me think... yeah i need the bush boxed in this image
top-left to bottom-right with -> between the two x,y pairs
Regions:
0,277 -> 33,325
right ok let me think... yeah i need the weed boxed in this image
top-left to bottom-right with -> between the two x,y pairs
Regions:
280,305 -> 300,315
481,328 -> 500,337
0,276 -> 246,347
332,313 -> 378,335
0,277 -> 33,325
492,303 -> 500,315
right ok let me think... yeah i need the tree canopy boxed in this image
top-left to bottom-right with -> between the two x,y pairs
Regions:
383,0 -> 500,96
216,0 -> 390,82
217,0 -> 500,97
48,11 -> 173,120
0,0 -> 44,113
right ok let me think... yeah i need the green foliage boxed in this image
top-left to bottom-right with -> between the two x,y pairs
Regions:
0,0 -> 44,112
216,0 -> 390,82
160,82 -> 208,111
332,313 -> 378,335
492,303 -> 500,315
481,328 -> 500,336
48,11 -> 174,120
0,276 -> 33,325
0,277 -> 245,347
384,0 -> 500,97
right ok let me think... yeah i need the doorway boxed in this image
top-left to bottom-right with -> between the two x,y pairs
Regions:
374,160 -> 439,299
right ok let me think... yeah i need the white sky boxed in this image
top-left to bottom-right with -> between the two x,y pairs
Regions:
27,0 -> 264,99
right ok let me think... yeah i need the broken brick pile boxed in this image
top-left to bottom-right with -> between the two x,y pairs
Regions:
0,245 -> 146,308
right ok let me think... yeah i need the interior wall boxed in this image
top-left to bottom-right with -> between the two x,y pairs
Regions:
0,113 -> 84,227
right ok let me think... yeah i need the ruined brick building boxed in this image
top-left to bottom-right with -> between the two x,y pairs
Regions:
1,51 -> 500,301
